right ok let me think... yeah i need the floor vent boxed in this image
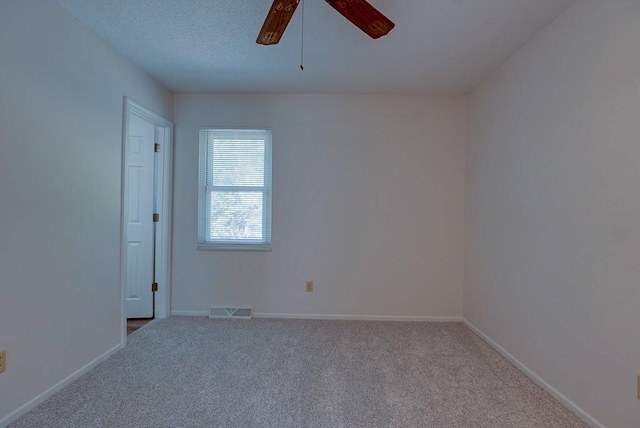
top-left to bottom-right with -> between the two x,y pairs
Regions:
209,307 -> 253,319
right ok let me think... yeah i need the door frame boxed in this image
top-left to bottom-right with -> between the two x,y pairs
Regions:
120,97 -> 174,345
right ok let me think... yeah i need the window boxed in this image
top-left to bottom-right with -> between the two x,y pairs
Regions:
198,128 -> 272,251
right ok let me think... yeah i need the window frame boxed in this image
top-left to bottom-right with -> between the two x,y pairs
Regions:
197,128 -> 272,251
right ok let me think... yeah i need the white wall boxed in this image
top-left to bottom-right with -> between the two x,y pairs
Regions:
465,2 -> 640,427
0,0 -> 172,423
172,94 -> 465,318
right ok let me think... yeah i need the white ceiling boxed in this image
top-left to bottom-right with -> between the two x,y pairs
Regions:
53,0 -> 575,94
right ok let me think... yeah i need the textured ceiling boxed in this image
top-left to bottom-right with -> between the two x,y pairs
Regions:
53,0 -> 575,94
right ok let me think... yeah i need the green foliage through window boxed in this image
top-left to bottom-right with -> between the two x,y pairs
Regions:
198,129 -> 272,250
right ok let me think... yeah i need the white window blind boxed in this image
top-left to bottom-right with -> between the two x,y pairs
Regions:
198,129 -> 272,251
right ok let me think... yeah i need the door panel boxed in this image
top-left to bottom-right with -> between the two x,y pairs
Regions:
125,115 -> 156,318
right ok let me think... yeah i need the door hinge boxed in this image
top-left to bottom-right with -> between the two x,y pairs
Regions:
154,143 -> 160,152
153,213 -> 159,222
151,282 -> 158,292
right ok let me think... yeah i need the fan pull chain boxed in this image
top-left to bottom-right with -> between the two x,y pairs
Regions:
300,0 -> 305,70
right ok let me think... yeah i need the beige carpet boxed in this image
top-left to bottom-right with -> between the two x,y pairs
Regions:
11,317 -> 587,427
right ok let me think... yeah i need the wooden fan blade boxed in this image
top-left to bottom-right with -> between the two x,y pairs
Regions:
325,0 -> 395,39
257,0 -> 300,45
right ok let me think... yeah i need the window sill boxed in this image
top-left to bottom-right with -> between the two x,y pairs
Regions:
197,243 -> 272,252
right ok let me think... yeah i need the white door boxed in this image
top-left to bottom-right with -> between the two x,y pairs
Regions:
125,114 -> 157,318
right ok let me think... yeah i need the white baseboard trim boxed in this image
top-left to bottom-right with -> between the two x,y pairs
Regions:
253,313 -> 462,322
462,319 -> 605,428
171,310 -> 210,316
171,310 -> 462,322
0,343 -> 123,428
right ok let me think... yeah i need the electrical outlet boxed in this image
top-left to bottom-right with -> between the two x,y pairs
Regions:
0,350 -> 6,374
306,281 -> 313,293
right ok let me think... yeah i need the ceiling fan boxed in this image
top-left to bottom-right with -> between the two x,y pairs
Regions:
257,0 -> 395,45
